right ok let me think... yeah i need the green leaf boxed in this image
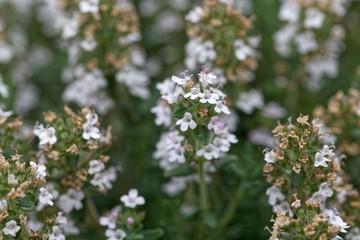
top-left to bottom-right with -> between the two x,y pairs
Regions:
15,197 -> 35,212
215,154 -> 239,169
140,228 -> 165,240
126,233 -> 144,240
202,213 -> 217,228
164,164 -> 193,178
192,126 -> 210,145
290,171 -> 306,188
172,106 -> 187,119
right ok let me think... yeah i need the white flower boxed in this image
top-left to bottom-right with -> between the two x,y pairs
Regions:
79,0 -> 99,13
198,71 -> 217,87
199,89 -> 219,104
0,43 -> 14,63
82,122 -> 101,140
49,226 -> 65,240
196,144 -> 220,160
212,137 -> 230,153
2,220 -> 21,237
0,199 -> 7,210
176,112 -> 197,132
8,173 -> 18,185
323,209 -> 350,233
39,187 -> 54,206
0,106 -> 12,118
151,101 -> 172,127
33,124 -> 57,145
262,102 -> 287,119
314,145 -> 335,167
168,145 -> 186,164
80,37 -> 97,51
58,189 -> 85,212
214,101 -> 230,114
100,207 -> 120,229
185,6 -> 204,23
318,182 -> 334,198
184,85 -> 202,100
120,189 -> 145,208
90,167 -> 117,190
266,186 -> 285,206
291,199 -> 301,209
115,65 -> 150,99
279,0 -> 300,23
273,24 -> 298,56
234,39 -> 254,61
294,31 -> 318,54
264,149 -> 276,163
236,89 -> 264,114
0,75 -> 9,98
304,8 -> 325,29
207,116 -> 225,134
55,212 -> 67,225
105,228 -> 127,240
273,201 -> 294,217
30,161 -> 47,179
88,160 -> 105,175
171,75 -> 190,86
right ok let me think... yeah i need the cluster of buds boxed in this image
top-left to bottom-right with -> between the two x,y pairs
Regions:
0,154 -> 66,239
274,0 -> 349,90
29,106 -> 117,237
185,0 -> 259,83
100,188 -> 163,240
263,115 -> 350,239
33,106 -> 116,200
152,70 -> 237,195
41,0 -> 149,114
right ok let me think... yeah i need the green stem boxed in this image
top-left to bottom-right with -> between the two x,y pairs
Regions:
20,224 -> 31,239
212,182 -> 246,240
198,160 -> 209,212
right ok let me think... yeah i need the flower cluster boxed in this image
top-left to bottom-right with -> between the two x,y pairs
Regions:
274,0 -> 349,90
40,0 -> 149,114
263,115 -> 350,239
0,154 -> 66,239
30,106 -> 117,236
185,0 -> 259,83
100,189 -> 163,240
152,70 -> 237,195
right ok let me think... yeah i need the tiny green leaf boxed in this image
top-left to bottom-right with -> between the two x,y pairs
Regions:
140,228 -> 165,240
15,197 -> 35,212
172,106 -> 187,119
164,163 -> 193,178
192,126 -> 210,145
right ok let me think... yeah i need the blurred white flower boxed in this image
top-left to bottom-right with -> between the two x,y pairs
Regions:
2,220 -> 20,237
58,188 -> 85,212
120,189 -> 145,208
304,8 -> 325,29
39,187 -> 54,206
33,124 -> 57,145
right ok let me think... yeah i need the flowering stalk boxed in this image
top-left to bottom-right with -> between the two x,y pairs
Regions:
263,115 -> 350,239
152,70 -> 238,237
40,0 -> 149,114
